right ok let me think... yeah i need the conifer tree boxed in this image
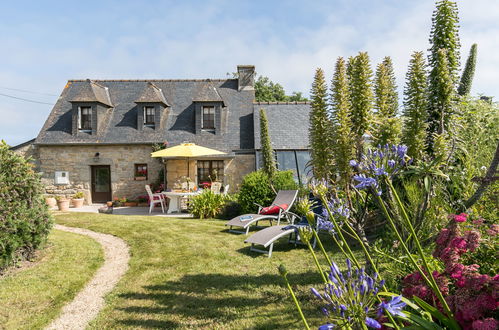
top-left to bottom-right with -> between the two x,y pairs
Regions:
426,48 -> 454,153
259,108 -> 277,178
330,57 -> 354,188
349,52 -> 373,157
402,51 -> 428,159
457,43 -> 477,96
309,68 -> 333,181
372,56 -> 400,145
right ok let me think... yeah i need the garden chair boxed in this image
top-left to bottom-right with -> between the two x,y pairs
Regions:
225,190 -> 298,234
244,201 -> 323,257
211,182 -> 222,194
145,184 -> 167,214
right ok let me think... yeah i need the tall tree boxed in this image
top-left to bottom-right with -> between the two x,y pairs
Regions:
457,43 -> 477,96
426,48 -> 454,153
402,51 -> 428,160
259,108 -> 277,178
309,68 -> 333,181
372,56 -> 400,145
349,52 -> 374,157
330,57 -> 354,189
254,76 -> 309,102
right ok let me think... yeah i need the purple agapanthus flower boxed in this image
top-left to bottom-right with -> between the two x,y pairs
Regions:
365,317 -> 382,329
378,295 -> 407,318
318,323 -> 335,329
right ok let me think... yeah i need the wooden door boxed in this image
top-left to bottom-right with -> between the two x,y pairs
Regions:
91,165 -> 111,203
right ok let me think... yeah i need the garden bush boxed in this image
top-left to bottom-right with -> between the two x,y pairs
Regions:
0,141 -> 52,271
189,190 -> 230,219
237,170 -> 298,214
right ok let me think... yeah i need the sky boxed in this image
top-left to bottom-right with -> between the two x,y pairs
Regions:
1,0 -> 498,146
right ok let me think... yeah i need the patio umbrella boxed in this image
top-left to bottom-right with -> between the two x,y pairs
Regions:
151,143 -> 226,183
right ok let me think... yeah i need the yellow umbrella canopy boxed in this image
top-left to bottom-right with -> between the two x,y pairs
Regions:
151,143 -> 226,158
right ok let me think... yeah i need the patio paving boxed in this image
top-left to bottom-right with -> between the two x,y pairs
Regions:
58,205 -> 194,218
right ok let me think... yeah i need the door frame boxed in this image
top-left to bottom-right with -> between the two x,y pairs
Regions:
90,165 -> 112,203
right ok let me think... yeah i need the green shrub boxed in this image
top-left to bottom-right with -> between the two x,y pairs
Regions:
238,170 -> 298,214
189,190 -> 230,219
0,141 -> 52,271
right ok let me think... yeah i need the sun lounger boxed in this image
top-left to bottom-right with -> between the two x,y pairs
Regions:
225,190 -> 298,234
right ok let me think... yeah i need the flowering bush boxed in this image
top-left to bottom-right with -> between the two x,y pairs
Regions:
402,213 -> 498,329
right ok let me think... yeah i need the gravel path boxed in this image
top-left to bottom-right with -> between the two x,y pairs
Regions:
46,224 -> 130,330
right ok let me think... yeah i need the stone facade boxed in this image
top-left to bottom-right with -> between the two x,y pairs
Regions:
36,144 -> 255,204
37,144 -> 163,204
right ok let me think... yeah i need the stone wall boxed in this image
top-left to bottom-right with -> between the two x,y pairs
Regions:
37,144 -> 163,204
37,145 -> 256,203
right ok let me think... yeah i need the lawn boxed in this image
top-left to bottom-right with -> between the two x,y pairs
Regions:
0,229 -> 104,330
54,212 -> 361,329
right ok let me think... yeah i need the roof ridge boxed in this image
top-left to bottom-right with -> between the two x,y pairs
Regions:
253,101 -> 309,105
68,79 -> 236,82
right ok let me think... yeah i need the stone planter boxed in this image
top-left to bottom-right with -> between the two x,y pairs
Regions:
72,198 -> 84,208
57,199 -> 70,211
45,197 -> 57,208
124,202 -> 138,207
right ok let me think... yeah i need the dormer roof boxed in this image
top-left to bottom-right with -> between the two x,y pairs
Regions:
69,79 -> 113,107
135,82 -> 169,107
193,81 -> 225,106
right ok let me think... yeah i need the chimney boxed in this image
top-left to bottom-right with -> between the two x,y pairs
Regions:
237,65 -> 255,91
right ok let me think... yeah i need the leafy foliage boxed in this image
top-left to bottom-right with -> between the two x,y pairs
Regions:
402,51 -> 428,160
238,170 -> 297,214
349,52 -> 374,156
189,190 -> 230,219
0,141 -> 52,271
457,43 -> 477,96
259,108 -> 277,178
309,68 -> 333,181
330,57 -> 354,189
254,76 -> 308,102
373,56 -> 401,145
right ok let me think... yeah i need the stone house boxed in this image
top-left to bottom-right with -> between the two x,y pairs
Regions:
13,65 -> 311,204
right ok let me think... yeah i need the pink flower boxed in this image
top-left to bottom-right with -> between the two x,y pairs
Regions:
436,228 -> 450,245
472,218 -> 484,225
486,224 -> 499,236
464,230 -> 481,252
454,213 -> 468,223
450,237 -> 468,249
472,318 -> 499,330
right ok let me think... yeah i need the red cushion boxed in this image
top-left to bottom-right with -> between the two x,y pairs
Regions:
260,204 -> 288,215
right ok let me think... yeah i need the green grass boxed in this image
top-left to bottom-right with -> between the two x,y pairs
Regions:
0,229 -> 104,330
55,213 -> 362,329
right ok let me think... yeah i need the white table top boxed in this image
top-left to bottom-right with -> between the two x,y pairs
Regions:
162,190 -> 202,197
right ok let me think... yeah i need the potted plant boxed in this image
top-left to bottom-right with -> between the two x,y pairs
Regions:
45,195 -> 57,208
55,195 -> 70,211
124,199 -> 138,207
72,191 -> 85,208
106,201 -> 113,207
137,195 -> 149,207
113,197 -> 127,207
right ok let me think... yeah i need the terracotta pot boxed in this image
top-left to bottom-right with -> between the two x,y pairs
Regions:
57,199 -> 70,211
45,197 -> 57,208
72,198 -> 84,208
106,201 -> 113,207
124,202 -> 138,207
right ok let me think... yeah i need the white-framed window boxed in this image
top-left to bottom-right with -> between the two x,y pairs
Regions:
143,106 -> 155,127
78,106 -> 92,132
201,106 -> 215,130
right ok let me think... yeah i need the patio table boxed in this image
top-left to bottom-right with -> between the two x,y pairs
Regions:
162,191 -> 202,214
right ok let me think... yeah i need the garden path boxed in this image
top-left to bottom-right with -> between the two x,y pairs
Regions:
45,224 -> 130,330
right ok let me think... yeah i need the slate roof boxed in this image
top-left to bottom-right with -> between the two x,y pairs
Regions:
193,81 -> 225,105
35,79 -> 255,153
135,82 -> 169,106
69,80 -> 113,107
253,102 -> 310,150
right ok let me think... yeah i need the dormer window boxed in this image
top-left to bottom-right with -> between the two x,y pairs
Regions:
143,106 -> 155,127
202,106 -> 215,130
78,106 -> 92,132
